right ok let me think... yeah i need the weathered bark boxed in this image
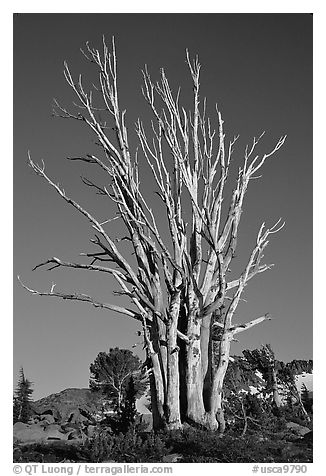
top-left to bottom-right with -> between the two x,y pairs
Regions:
186,329 -> 206,423
200,314 -> 212,410
209,333 -> 233,434
185,284 -> 207,425
166,292 -> 182,429
271,369 -> 282,408
240,401 -> 248,438
148,369 -> 166,430
297,394 -> 311,423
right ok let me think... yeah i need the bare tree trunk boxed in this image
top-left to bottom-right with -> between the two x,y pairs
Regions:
240,400 -> 248,438
291,384 -> 311,422
185,285 -> 207,425
201,314 -> 213,410
145,332 -> 166,430
166,292 -> 182,429
186,324 -> 206,424
117,387 -> 122,412
271,369 -> 281,408
149,370 -> 166,430
209,333 -> 233,433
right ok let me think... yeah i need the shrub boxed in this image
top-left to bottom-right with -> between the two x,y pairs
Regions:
86,427 -> 168,463
163,427 -> 312,463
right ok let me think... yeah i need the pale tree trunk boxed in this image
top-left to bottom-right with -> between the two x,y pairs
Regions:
208,333 -> 233,433
290,381 -> 311,422
271,369 -> 282,408
166,292 -> 182,429
185,284 -> 206,424
117,387 -> 122,412
297,396 -> 311,423
201,314 -> 213,410
186,322 -> 206,424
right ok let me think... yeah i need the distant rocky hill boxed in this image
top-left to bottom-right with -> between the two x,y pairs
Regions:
32,388 -> 106,423
32,387 -> 151,424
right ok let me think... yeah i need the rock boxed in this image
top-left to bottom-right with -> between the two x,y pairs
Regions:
61,422 -> 81,431
286,422 -> 311,437
64,409 -> 91,425
40,414 -> 56,424
13,422 -> 30,432
38,419 -> 50,428
162,453 -> 182,463
44,425 -> 68,441
44,423 -> 63,432
65,427 -> 83,440
30,416 -> 42,424
14,423 -> 46,443
136,394 -> 151,415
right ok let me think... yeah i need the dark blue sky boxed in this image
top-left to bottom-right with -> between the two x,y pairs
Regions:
13,14 -> 312,399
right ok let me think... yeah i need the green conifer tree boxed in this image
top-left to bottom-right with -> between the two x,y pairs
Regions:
13,367 -> 34,423
118,375 -> 138,433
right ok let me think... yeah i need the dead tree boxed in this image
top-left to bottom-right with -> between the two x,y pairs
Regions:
20,37 -> 286,432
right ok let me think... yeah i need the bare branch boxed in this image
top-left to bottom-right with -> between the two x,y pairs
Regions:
32,256 -> 128,280
232,313 -> 272,334
18,276 -> 140,320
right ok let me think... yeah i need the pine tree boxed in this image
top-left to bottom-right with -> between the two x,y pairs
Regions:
89,348 -> 147,412
243,344 -> 281,409
118,375 -> 138,433
13,367 -> 34,423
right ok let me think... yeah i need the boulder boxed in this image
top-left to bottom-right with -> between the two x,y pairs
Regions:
162,453 -> 183,463
61,422 -> 81,431
286,422 -> 311,437
44,425 -> 68,441
13,422 -> 29,432
30,416 -> 42,424
65,409 -> 90,425
66,428 -> 83,440
40,414 -> 56,425
38,419 -> 50,428
14,423 -> 45,443
136,394 -> 151,415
